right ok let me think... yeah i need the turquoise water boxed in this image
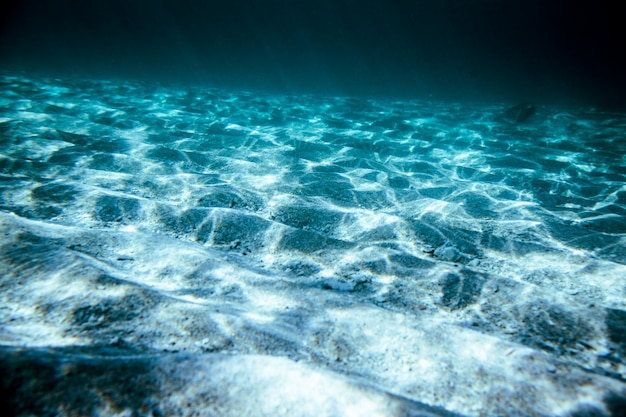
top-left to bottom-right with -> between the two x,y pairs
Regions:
1,72 -> 625,416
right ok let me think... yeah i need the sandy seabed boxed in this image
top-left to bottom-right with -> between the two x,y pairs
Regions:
1,72 -> 626,416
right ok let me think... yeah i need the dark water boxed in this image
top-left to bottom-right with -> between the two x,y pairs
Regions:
1,0 -> 625,105
1,2 -> 626,416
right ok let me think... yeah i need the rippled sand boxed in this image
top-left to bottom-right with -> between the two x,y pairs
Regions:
1,72 -> 625,416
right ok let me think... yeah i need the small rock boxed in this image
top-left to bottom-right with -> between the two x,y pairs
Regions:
467,258 -> 480,267
435,245 -> 461,262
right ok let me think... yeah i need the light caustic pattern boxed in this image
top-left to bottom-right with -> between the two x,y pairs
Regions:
1,73 -> 626,416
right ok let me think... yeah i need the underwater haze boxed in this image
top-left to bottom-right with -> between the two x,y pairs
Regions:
2,0 -> 626,104
1,1 -> 626,416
